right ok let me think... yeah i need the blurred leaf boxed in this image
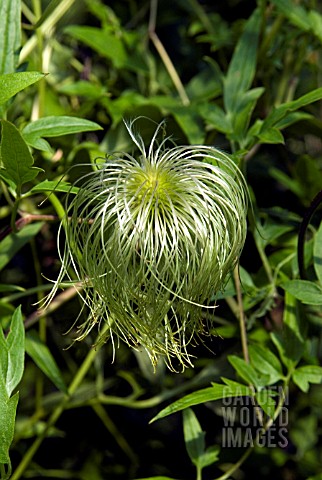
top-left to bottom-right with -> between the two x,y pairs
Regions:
272,0 -> 322,42
186,63 -> 222,101
0,222 -> 43,270
0,0 -> 21,75
271,292 -> 305,369
58,80 -> 107,99
292,365 -> 322,393
314,222 -> 322,284
25,331 -> 68,394
151,382 -> 253,422
0,306 -> 25,397
33,0 -> 62,29
199,103 -> 231,134
0,120 -> 43,190
282,280 -> 322,305
171,107 -> 205,144
0,72 -> 45,106
65,25 -> 148,73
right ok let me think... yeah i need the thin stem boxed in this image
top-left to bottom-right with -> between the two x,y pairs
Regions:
148,0 -> 190,106
31,0 -> 45,119
10,322 -> 110,480
233,265 -> 249,363
19,0 -> 76,63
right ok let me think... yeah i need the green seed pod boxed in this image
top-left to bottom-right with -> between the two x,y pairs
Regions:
50,119 -> 248,370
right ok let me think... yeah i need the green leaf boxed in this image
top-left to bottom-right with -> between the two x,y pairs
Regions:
249,344 -> 285,384
0,222 -> 43,270
65,25 -> 147,73
271,0 -> 311,31
25,331 -> 68,394
228,355 -> 269,387
261,87 -> 322,131
0,306 -> 25,397
29,179 -> 79,195
58,80 -> 107,99
199,103 -> 232,134
282,280 -> 322,305
271,292 -> 305,369
0,0 -> 21,75
0,72 -> 45,106
292,365 -> 322,393
314,222 -> 322,285
271,0 -> 322,42
255,389 -> 278,418
183,408 -> 205,468
0,390 -> 19,465
0,120 -> 43,190
198,445 -> 220,469
21,116 -> 102,150
151,382 -> 254,422
223,8 -> 261,114
257,127 -> 285,144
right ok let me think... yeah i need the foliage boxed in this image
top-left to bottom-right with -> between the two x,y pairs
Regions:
0,0 -> 322,479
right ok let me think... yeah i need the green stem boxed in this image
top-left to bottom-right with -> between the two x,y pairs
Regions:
32,0 -> 45,118
20,0 -> 77,63
10,323 -> 110,480
233,265 -> 249,363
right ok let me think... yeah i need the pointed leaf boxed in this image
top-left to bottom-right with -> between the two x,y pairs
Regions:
0,72 -> 45,106
228,355 -> 268,387
261,87 -> 322,131
183,408 -> 205,467
271,292 -> 304,369
223,8 -> 261,114
282,280 -> 322,305
151,383 -> 254,422
0,120 -> 43,190
0,389 -> 19,464
292,365 -> 322,393
25,331 -> 68,394
249,344 -> 284,384
21,115 -> 102,140
199,445 -> 220,469
3,306 -> 25,397
29,179 -> 79,195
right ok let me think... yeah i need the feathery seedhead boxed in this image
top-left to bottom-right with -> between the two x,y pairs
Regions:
52,119 -> 248,370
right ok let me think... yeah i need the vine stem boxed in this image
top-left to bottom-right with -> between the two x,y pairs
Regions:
233,264 -> 249,363
10,322 -> 110,480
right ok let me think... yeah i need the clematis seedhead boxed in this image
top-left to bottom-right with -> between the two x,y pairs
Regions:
50,119 -> 249,370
